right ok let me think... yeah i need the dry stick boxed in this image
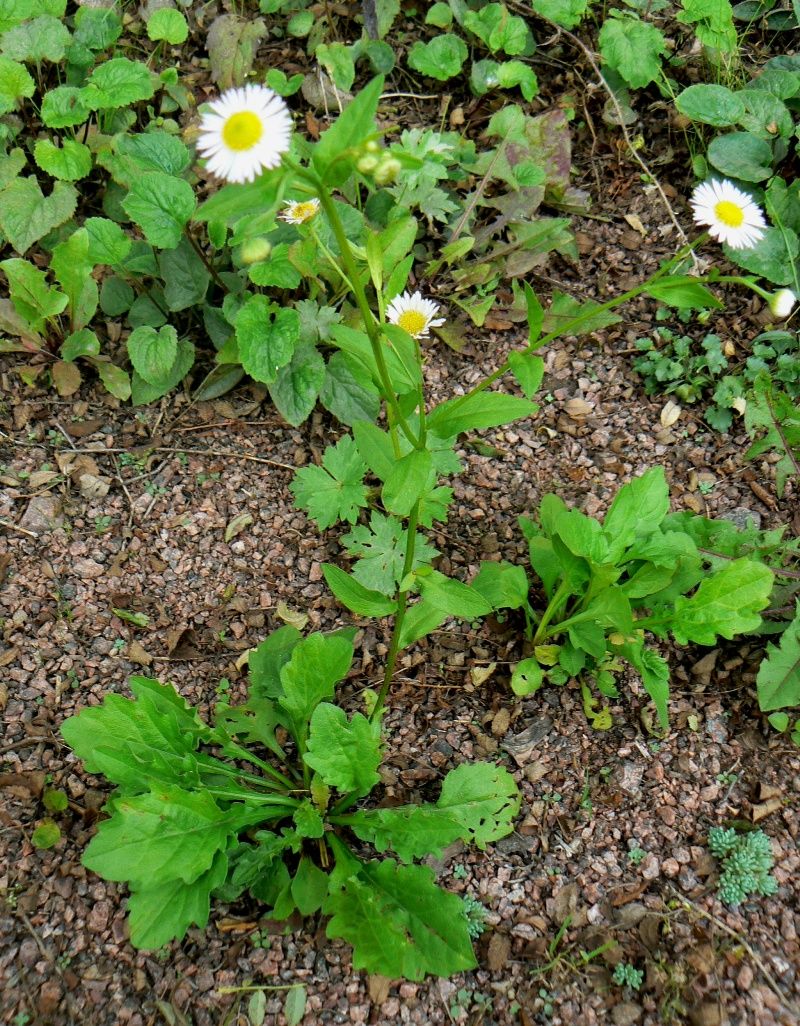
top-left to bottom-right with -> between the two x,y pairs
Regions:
514,7 -> 694,259
670,887 -> 799,1017
0,519 -> 37,538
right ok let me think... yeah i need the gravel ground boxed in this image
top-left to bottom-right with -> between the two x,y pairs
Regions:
2,65 -> 799,1026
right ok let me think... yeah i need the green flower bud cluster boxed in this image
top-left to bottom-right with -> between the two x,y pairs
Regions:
356,140 -> 402,185
709,827 -> 778,906
461,894 -> 488,939
613,963 -> 644,990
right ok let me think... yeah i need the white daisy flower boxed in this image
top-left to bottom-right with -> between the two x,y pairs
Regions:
197,84 -> 293,184
768,288 -> 796,319
280,198 -> 321,225
689,179 -> 767,250
386,291 -> 446,339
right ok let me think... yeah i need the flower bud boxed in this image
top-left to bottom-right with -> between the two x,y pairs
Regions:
767,288 -> 796,319
364,139 -> 381,153
357,154 -> 379,175
374,156 -> 401,186
240,237 -> 272,264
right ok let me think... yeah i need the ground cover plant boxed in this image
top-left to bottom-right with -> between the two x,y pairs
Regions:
2,1 -> 799,1023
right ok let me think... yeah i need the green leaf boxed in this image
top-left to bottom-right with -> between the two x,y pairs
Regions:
283,987 -> 307,1026
352,420 -> 394,482
0,55 -> 33,113
83,57 -> 155,109
675,83 -> 745,126
320,353 -> 380,426
677,0 -> 737,51
248,625 -> 302,699
669,559 -> 773,646
598,14 -> 667,89
530,0 -> 589,28
247,242 -> 301,289
316,41 -> 356,91
290,435 -> 368,530
707,132 -> 773,182
123,172 -> 195,250
542,290 -> 622,337
0,257 -> 67,333
268,342 -> 325,427
427,392 -> 537,437
322,564 -> 397,617
325,859 -> 476,979
278,632 -> 355,745
72,6 -> 122,52
602,467 -> 670,562
265,68 -> 304,96
312,75 -> 384,186
115,133 -> 192,179
508,351 -> 544,398
32,819 -> 61,849
51,227 -> 98,330
471,561 -> 530,611
347,805 -> 464,862
382,450 -> 435,516
397,595 -> 449,649
724,227 -> 799,287
744,376 -> 800,497
40,85 -> 91,128
293,801 -> 325,840
146,7 -> 188,44
511,657 -> 544,696
96,361 -> 132,401
194,175 -> 284,227
128,850 -> 227,949
407,34 -> 467,81
1,14 -> 70,62
342,512 -> 439,596
436,763 -> 520,849
618,639 -> 671,730
235,296 -> 299,385
0,177 -> 77,255
291,856 -> 329,915
131,338 -> 195,404
84,786 -> 235,886
64,326 -> 101,363
127,324 -> 179,386
33,138 -> 92,182
417,570 -> 493,620
463,4 -> 531,55
304,703 -> 382,795
756,606 -> 800,713
84,217 -> 131,266
158,239 -> 211,312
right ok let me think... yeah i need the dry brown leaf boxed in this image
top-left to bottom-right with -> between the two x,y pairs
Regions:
552,882 -> 579,924
491,707 -> 511,737
0,682 -> 7,712
758,782 -> 782,801
79,473 -> 111,499
367,975 -> 391,1005
66,418 -> 104,438
752,797 -> 783,822
660,400 -> 682,428
623,213 -> 647,236
52,360 -> 81,397
487,932 -> 512,971
0,647 -> 19,667
564,397 -> 593,419
470,663 -> 496,686
28,470 -> 60,490
127,640 -> 152,667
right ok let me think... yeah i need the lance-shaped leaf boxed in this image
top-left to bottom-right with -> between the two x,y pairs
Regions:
127,849 -> 228,949
669,559 -> 773,647
304,703 -> 382,795
756,605 -> 800,713
435,762 -> 520,849
325,859 -> 476,979
83,786 -> 239,886
602,467 -> 670,562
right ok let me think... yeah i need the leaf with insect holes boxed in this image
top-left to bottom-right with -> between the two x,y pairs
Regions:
668,559 -> 773,647
436,762 -> 520,849
347,804 -> 464,862
290,436 -> 368,530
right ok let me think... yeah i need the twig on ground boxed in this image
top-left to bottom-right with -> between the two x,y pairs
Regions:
0,519 -> 37,538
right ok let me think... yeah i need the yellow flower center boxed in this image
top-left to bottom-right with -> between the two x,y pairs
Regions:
397,309 -> 428,337
714,200 -> 745,228
290,201 -> 319,223
222,111 -> 263,152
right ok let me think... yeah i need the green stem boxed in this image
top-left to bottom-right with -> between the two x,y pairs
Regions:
209,743 -> 296,789
285,158 -> 421,449
532,579 -> 573,646
370,499 -> 421,723
206,788 -> 299,807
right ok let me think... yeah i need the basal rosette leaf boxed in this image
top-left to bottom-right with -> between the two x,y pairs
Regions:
669,558 -> 774,646
304,703 -> 382,795
436,762 -> 520,849
346,804 -> 464,862
756,605 -> 800,713
325,859 -> 477,979
278,632 -> 355,747
83,785 -> 241,887
127,849 -> 228,949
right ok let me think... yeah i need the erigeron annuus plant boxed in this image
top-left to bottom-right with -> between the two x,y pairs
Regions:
63,71 -> 791,971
